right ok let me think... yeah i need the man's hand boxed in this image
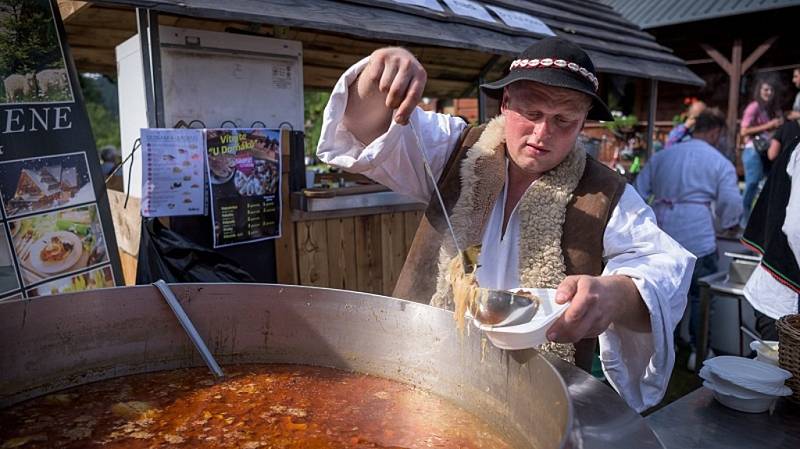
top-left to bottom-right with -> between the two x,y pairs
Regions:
546,275 -> 650,343
360,47 -> 427,124
344,47 -> 427,144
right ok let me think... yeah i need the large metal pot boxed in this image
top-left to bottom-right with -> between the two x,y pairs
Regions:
0,284 -> 661,448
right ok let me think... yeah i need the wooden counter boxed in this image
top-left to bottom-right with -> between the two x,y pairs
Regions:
276,202 -> 425,297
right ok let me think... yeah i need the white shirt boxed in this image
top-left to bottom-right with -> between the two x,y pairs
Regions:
744,144 -> 800,318
317,58 -> 695,413
635,138 -> 743,258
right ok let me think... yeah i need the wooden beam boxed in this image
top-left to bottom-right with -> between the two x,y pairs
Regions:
57,0 -> 91,21
64,6 -> 137,29
303,48 -> 478,81
741,36 -> 778,74
701,43 -> 733,76
727,39 -> 742,150
303,64 -> 472,97
685,58 -> 715,65
64,24 -> 136,47
69,46 -> 117,72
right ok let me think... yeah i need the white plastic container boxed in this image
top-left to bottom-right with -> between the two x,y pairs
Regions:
703,381 -> 778,413
749,340 -> 779,366
702,356 -> 792,396
699,366 -> 791,399
477,288 -> 569,350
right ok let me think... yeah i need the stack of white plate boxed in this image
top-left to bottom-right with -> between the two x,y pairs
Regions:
700,356 -> 792,413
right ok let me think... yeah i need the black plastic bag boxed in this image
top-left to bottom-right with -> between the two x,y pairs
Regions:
136,218 -> 255,284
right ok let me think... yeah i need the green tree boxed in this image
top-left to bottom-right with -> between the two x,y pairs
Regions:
80,74 -> 120,149
304,90 -> 330,159
0,0 -> 63,76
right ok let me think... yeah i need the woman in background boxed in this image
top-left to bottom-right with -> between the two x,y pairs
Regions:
740,78 -> 783,222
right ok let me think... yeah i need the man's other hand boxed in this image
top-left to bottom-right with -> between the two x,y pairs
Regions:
547,274 -> 650,343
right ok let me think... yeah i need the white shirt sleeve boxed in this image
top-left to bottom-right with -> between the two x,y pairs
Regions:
783,145 -> 800,263
315,57 -> 468,203
599,184 -> 696,413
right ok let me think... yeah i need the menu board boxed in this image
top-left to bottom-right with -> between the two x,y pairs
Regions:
206,128 -> 281,248
0,0 -> 122,300
140,128 -> 205,217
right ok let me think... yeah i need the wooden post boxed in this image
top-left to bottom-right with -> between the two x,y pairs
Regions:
477,55 -> 500,124
702,37 -> 777,151
727,39 -> 742,150
647,79 -> 658,157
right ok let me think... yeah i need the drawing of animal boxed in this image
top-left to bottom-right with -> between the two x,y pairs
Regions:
35,69 -> 69,97
3,73 -> 37,103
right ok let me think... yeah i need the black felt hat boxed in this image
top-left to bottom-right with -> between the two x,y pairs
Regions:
481,37 -> 612,121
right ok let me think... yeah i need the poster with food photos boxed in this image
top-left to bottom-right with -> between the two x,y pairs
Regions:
0,0 -> 122,298
10,204 -> 110,286
140,128 -> 205,217
206,128 -> 281,248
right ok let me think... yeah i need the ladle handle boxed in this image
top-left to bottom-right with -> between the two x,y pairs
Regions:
740,325 -> 768,347
154,280 -> 225,378
407,119 -> 464,259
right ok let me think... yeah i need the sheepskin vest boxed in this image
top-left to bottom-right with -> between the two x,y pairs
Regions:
393,116 -> 627,371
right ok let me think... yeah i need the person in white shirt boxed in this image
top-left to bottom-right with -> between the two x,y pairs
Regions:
317,37 -> 695,412
743,140 -> 800,338
635,108 -> 743,370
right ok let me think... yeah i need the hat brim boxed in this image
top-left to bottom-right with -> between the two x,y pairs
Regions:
481,70 -> 613,122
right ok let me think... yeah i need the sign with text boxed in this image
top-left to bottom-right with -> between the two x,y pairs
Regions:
140,128 -> 205,217
443,0 -> 496,24
486,5 -> 555,36
391,0 -> 444,12
0,0 -> 122,299
205,128 -> 281,248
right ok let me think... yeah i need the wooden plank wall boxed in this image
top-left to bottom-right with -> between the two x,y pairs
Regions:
294,211 -> 423,296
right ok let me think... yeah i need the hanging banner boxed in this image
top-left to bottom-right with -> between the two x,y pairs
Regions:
0,0 -> 122,299
205,128 -> 281,248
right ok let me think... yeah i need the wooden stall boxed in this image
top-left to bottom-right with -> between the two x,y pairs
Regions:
58,0 -> 702,296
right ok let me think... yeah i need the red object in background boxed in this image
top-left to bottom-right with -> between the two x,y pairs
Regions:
683,96 -> 700,106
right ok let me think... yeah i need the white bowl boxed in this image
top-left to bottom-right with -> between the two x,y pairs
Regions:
702,356 -> 792,396
704,381 -> 778,413
476,288 -> 569,350
749,340 -> 779,366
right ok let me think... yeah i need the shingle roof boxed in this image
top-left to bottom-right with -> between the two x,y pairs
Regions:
94,0 -> 703,85
603,0 -> 800,29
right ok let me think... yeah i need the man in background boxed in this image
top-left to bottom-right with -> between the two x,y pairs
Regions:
788,68 -> 800,120
636,108 -> 743,370
665,100 -> 706,148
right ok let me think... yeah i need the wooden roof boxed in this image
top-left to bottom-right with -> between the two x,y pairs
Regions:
61,0 -> 703,97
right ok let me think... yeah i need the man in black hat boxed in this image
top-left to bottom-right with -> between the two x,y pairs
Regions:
317,37 -> 694,412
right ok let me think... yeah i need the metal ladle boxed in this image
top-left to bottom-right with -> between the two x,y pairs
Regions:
407,118 -> 539,326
